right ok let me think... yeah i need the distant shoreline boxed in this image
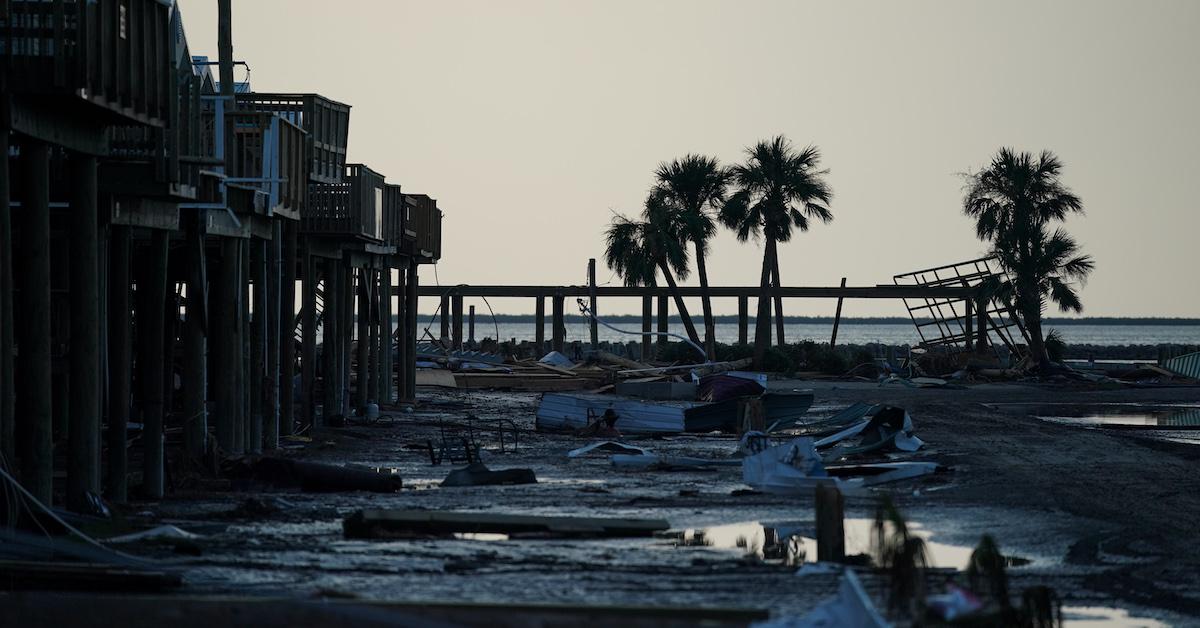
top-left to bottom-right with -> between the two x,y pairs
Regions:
413,314 -> 1200,326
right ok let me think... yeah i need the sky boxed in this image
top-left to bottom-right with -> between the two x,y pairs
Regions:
177,0 -> 1200,318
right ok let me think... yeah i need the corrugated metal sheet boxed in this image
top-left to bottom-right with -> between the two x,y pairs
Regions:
1162,351 -> 1200,380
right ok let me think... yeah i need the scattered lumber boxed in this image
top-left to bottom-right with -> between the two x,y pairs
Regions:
0,560 -> 182,593
343,509 -> 670,539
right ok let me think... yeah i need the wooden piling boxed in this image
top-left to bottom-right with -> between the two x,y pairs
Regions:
356,266 -> 370,411
641,295 -> 652,359
279,222 -> 297,436
964,297 -> 974,352
182,225 -> 207,460
264,224 -> 281,450
392,263 -> 404,404
815,484 -> 845,563
340,261 -> 353,417
0,116 -> 12,467
378,264 -> 391,404
67,154 -> 100,512
367,268 -> 380,404
301,242 -> 316,431
534,296 -> 545,355
142,231 -> 170,499
439,294 -> 450,342
451,294 -> 464,351
236,240 -> 248,453
106,227 -> 131,501
214,238 -> 240,452
404,259 -> 418,402
830,277 -> 846,348
976,294 -> 988,351
738,295 -> 748,346
552,291 -> 565,353
587,258 -> 598,348
468,305 -> 475,345
321,258 -> 339,423
249,239 -> 266,453
16,140 -> 53,503
656,295 -> 668,352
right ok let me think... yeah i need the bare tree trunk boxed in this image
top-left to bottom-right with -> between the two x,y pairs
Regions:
770,239 -> 786,347
752,242 -> 774,369
657,261 -> 701,347
694,242 -> 716,361
1021,289 -> 1050,368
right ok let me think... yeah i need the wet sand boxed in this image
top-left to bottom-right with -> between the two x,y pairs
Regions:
127,381 -> 1200,624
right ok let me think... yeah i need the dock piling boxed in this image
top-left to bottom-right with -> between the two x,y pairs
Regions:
106,227 -> 131,501
67,154 -> 100,512
142,231 -> 170,499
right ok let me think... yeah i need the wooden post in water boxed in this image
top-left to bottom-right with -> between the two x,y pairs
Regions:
830,277 -> 847,348
468,305 -> 475,346
738,295 -> 749,346
142,232 -> 170,499
15,140 -> 53,503
67,154 -> 100,512
587,258 -> 598,348
182,224 -> 207,459
301,243 -> 316,430
321,258 -> 339,423
249,239 -> 266,453
656,295 -> 668,353
264,223 -> 281,450
280,222 -> 297,436
0,115 -> 13,467
356,266 -> 370,411
451,294 -> 463,350
106,227 -> 131,501
815,484 -> 845,563
641,295 -> 652,359
534,296 -> 545,355
552,291 -> 565,353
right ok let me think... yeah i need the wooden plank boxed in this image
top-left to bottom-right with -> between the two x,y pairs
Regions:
411,285 -> 979,299
343,510 -> 670,539
830,277 -> 847,347
0,561 -> 181,593
67,155 -> 101,513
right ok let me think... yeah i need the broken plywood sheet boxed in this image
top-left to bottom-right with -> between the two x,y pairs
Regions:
343,510 -> 669,539
416,369 -> 458,388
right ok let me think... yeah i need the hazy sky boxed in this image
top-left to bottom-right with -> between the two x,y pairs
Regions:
178,0 -> 1199,317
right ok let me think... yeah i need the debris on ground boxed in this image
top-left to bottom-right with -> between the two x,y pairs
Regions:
223,457 -> 403,493
815,406 -> 925,455
343,510 -> 670,539
566,441 -> 652,458
440,462 -> 538,487
754,568 -> 889,627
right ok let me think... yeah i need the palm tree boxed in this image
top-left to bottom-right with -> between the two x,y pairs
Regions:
653,154 -> 731,360
963,148 -> 1094,367
721,136 -> 833,368
604,191 -> 702,347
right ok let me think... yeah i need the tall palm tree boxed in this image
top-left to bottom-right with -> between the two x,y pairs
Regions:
720,136 -> 833,368
654,154 -> 730,360
604,191 -> 702,347
963,148 -> 1094,367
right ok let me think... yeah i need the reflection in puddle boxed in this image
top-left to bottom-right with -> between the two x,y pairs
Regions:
1062,605 -> 1168,627
668,520 -> 1032,570
993,403 -> 1200,430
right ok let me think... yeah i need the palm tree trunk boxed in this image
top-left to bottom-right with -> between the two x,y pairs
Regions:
1022,299 -> 1050,368
658,260 -> 702,348
694,242 -> 717,361
770,240 -> 786,347
752,243 -> 773,369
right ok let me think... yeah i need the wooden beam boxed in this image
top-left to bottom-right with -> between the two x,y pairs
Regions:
641,295 -> 652,359
534,296 -> 545,355
587,258 -> 598,347
264,223 -> 281,450
67,154 -> 100,513
340,261 -> 353,417
182,223 -> 207,460
468,305 -> 475,345
551,292 -> 564,353
439,294 -> 450,342
322,258 -> 339,424
737,295 -> 748,346
656,295 -> 668,352
16,140 -> 53,504
214,238 -> 241,452
403,260 -> 418,402
249,239 -> 266,453
830,277 -> 847,348
451,294 -> 463,350
0,113 -> 13,467
141,232 -> 169,499
106,227 -> 131,502
367,268 -> 380,404
279,222 -> 297,436
409,284 -> 980,300
301,239 -> 316,431
356,266 -> 370,411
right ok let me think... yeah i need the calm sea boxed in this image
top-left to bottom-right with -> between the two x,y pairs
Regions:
443,321 -> 1200,347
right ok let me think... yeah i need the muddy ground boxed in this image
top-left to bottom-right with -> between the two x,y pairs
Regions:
127,380 -> 1199,625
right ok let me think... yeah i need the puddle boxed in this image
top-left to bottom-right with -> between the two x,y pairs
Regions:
1062,606 -> 1169,627
991,403 -> 1200,430
666,519 -> 1032,570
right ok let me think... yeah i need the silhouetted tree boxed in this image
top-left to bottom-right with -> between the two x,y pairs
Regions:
604,191 -> 701,346
963,148 -> 1094,367
721,136 -> 833,368
654,154 -> 731,360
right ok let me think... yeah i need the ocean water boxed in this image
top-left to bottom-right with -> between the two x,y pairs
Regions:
428,321 -> 1200,347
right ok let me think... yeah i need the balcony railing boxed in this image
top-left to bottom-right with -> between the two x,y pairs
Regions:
0,0 -> 173,126
236,93 -> 350,184
403,193 -> 442,261
233,112 -> 306,217
305,164 -> 385,242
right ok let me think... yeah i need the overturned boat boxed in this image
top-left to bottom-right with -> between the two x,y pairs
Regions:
535,390 -> 814,434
